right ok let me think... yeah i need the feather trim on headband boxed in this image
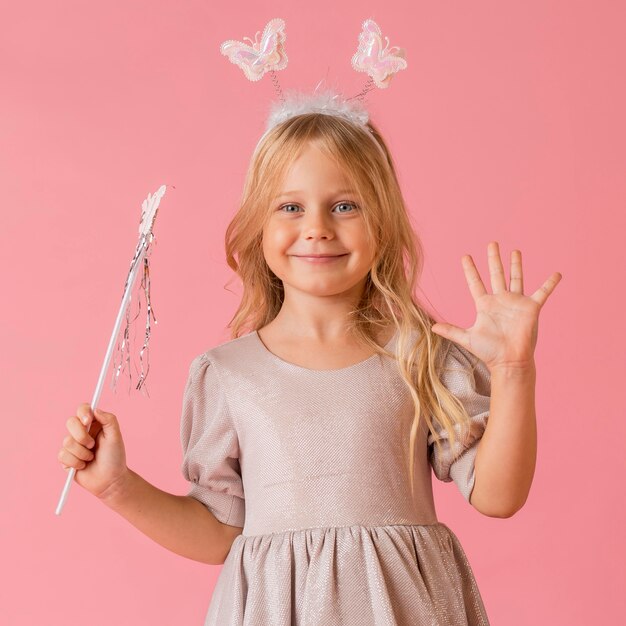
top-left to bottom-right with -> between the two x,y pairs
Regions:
252,84 -> 387,159
265,88 -> 370,132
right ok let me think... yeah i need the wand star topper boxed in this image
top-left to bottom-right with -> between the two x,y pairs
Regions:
55,184 -> 167,516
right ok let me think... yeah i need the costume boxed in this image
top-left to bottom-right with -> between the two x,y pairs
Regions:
181,330 -> 491,625
180,18 -> 491,624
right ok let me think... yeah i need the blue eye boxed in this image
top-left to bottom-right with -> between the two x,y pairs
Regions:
279,202 -> 358,213
280,204 -> 301,213
333,203 -> 357,213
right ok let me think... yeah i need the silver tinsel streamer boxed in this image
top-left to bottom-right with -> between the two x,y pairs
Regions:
111,230 -> 158,397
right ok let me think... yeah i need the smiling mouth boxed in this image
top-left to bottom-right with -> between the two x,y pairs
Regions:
293,254 -> 348,258
292,254 -> 349,262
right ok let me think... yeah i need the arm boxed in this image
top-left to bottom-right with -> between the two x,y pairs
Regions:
431,242 -> 560,518
100,468 -> 243,565
470,362 -> 537,518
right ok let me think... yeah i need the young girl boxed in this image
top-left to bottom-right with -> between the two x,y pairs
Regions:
57,97 -> 561,624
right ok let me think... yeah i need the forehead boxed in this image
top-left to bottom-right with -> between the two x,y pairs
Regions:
274,142 -> 353,196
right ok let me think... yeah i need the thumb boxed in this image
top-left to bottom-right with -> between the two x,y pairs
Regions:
431,322 -> 449,338
91,408 -> 120,436
431,322 -> 468,347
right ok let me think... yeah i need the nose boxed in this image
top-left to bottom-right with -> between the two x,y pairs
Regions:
304,212 -> 334,240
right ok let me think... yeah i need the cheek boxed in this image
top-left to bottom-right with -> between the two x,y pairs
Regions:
262,224 -> 293,259
346,226 -> 375,259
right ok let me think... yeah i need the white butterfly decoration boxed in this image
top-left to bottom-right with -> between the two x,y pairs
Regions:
351,19 -> 407,89
220,18 -> 288,82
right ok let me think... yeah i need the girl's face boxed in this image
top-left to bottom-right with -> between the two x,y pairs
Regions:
262,141 -> 375,299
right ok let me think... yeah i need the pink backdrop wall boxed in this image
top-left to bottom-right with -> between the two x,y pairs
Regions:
1,1 -> 624,624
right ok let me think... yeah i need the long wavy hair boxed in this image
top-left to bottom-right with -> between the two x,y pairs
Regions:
223,112 -> 476,497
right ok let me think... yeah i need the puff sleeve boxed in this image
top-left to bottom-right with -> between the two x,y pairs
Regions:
427,341 -> 491,503
180,353 -> 245,527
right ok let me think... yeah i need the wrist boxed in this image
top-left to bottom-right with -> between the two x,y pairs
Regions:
98,467 -> 135,509
489,361 -> 536,379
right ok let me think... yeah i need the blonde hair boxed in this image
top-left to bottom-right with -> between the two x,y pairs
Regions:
223,112 -> 476,496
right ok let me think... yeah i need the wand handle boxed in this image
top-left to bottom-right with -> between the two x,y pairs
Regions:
55,241 -> 148,516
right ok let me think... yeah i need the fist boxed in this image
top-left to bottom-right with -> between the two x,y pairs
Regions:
58,404 -> 128,500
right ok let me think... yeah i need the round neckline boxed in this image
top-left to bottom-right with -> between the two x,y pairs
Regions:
252,328 -> 398,373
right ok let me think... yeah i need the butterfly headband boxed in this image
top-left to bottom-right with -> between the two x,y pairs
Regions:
220,18 -> 407,150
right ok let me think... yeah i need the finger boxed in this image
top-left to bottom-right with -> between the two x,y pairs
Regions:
66,415 -> 96,449
461,255 -> 487,301
62,434 -> 95,462
530,272 -> 562,307
509,249 -> 524,294
58,447 -> 88,470
487,241 -> 507,294
431,322 -> 470,348
76,403 -> 94,428
85,416 -> 103,440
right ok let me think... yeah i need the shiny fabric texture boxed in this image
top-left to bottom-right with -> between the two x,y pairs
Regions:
180,328 -> 491,625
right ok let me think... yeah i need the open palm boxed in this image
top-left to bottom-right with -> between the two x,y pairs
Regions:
431,241 -> 562,371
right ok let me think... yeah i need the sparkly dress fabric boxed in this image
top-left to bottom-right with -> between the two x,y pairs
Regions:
180,329 -> 491,625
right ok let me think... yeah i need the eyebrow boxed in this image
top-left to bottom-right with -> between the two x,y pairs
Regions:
274,188 -> 357,199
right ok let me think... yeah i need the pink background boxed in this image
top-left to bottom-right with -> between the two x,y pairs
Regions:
1,1 -> 624,624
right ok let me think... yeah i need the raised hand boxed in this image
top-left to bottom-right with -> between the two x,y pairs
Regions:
431,241 -> 562,371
